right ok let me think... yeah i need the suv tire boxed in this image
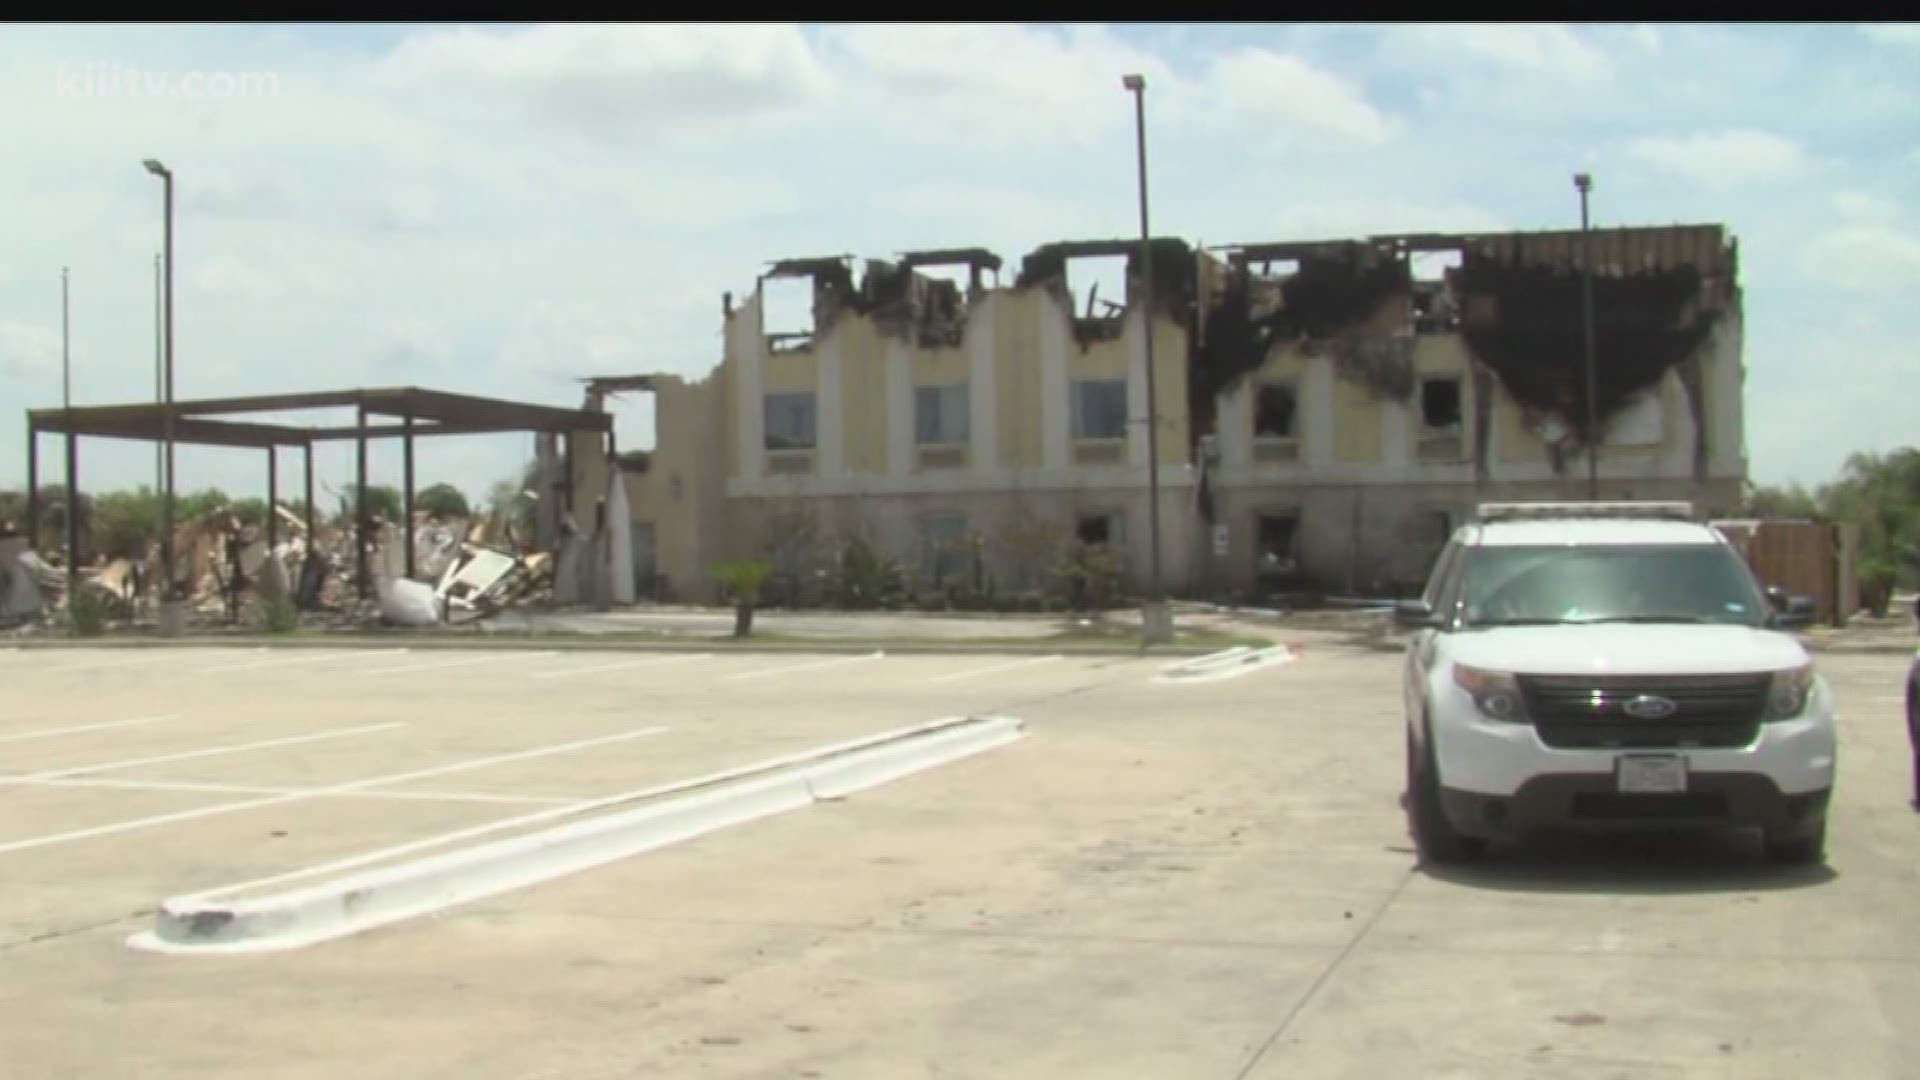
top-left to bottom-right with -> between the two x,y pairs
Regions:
1407,726 -> 1486,865
1763,820 -> 1826,866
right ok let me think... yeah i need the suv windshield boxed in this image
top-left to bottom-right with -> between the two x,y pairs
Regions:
1459,543 -> 1768,629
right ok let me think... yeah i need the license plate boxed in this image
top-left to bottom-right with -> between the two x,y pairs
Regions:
1616,754 -> 1688,794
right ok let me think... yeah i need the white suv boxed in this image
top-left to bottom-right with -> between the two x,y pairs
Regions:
1398,502 -> 1835,866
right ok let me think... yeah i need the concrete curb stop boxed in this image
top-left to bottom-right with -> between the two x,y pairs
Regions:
1154,643 -> 1302,684
127,715 -> 1024,956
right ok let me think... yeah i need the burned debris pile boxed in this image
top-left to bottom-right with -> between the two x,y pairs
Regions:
0,504 -> 559,634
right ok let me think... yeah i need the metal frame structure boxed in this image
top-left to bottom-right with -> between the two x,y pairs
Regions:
23,386 -> 611,601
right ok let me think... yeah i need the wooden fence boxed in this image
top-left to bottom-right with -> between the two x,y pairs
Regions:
1711,519 -> 1860,627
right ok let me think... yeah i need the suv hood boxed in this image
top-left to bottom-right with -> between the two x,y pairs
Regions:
1444,624 -> 1810,676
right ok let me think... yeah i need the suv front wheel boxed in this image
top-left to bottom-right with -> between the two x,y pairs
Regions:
1406,726 -> 1486,865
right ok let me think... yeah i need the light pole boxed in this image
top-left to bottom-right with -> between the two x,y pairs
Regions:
143,158 -> 177,611
61,267 -> 71,410
153,252 -> 164,497
1575,172 -> 1598,502
1122,72 -> 1169,645
62,267 -> 76,595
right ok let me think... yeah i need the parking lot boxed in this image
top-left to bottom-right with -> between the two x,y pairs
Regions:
1,641 -> 1916,1079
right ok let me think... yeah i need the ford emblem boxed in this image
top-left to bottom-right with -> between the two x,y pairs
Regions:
1622,694 -> 1678,720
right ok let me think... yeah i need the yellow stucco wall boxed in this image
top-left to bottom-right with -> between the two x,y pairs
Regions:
720,359 -> 737,480
836,316 -> 889,474
1334,374 -> 1383,463
1493,382 -> 1547,463
996,293 -> 1043,469
761,349 -> 817,393
1150,319 -> 1190,465
914,341 -> 970,386
1070,335 -> 1129,381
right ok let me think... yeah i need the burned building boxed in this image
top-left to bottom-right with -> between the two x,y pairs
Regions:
590,223 -> 1746,603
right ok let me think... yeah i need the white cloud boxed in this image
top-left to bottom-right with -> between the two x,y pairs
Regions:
1832,190 -> 1901,225
869,182 -> 1106,245
1192,48 -> 1394,147
373,23 -> 833,142
1271,198 -> 1509,241
0,320 -> 59,382
1626,129 -> 1807,190
1422,24 -> 1611,82
1861,24 -> 1920,46
821,24 -> 1171,152
1805,226 -> 1920,294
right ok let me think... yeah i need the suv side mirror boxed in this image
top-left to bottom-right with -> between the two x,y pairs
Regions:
1766,587 -> 1817,630
1394,598 -> 1439,629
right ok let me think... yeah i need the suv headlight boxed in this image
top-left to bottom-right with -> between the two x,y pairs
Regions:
1453,664 -> 1528,722
1763,662 -> 1815,721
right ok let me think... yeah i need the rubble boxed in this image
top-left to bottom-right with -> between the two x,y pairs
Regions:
378,576 -> 443,627
4,486 -> 605,634
3,549 -> 63,625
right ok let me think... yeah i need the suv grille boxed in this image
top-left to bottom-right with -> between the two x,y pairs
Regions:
1518,672 -> 1769,750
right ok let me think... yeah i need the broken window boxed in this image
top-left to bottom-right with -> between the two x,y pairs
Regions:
1254,382 -> 1298,439
1409,251 -> 1462,333
1066,254 -> 1130,326
760,275 -> 816,350
1256,513 -> 1299,578
921,511 -> 969,585
1076,511 -> 1125,549
1072,379 -> 1128,441
1420,378 -> 1462,432
914,384 -> 970,446
763,391 -> 816,451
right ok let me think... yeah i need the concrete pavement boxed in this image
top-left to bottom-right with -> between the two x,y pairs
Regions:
0,645 -> 1913,1078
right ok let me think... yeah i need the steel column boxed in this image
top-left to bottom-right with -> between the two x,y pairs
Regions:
63,431 -> 79,588
303,443 -> 316,538
355,403 -> 369,599
402,410 -> 415,579
266,447 -> 278,551
25,425 -> 39,546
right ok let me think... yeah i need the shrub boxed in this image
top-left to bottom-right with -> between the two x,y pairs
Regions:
69,587 -> 108,637
260,595 -> 299,634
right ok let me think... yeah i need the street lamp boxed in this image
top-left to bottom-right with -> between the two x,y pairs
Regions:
143,158 -> 177,609
1574,172 -> 1598,502
1122,72 -> 1169,646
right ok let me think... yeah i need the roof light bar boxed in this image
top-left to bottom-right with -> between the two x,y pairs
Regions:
1475,501 -> 1697,523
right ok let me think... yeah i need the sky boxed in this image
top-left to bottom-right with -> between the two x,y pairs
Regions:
1,22 -> 1916,510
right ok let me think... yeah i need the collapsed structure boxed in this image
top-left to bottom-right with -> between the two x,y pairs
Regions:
10,388 -> 614,629
583,223 -> 1747,603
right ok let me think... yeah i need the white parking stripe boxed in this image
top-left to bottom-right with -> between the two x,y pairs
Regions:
200,649 -> 402,675
14,776 -> 573,806
530,653 -> 716,680
0,713 -> 181,744
0,722 -> 405,784
0,725 -> 670,856
197,715 -> 981,898
929,655 -> 1063,684
359,651 -> 558,676
724,651 -> 885,683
